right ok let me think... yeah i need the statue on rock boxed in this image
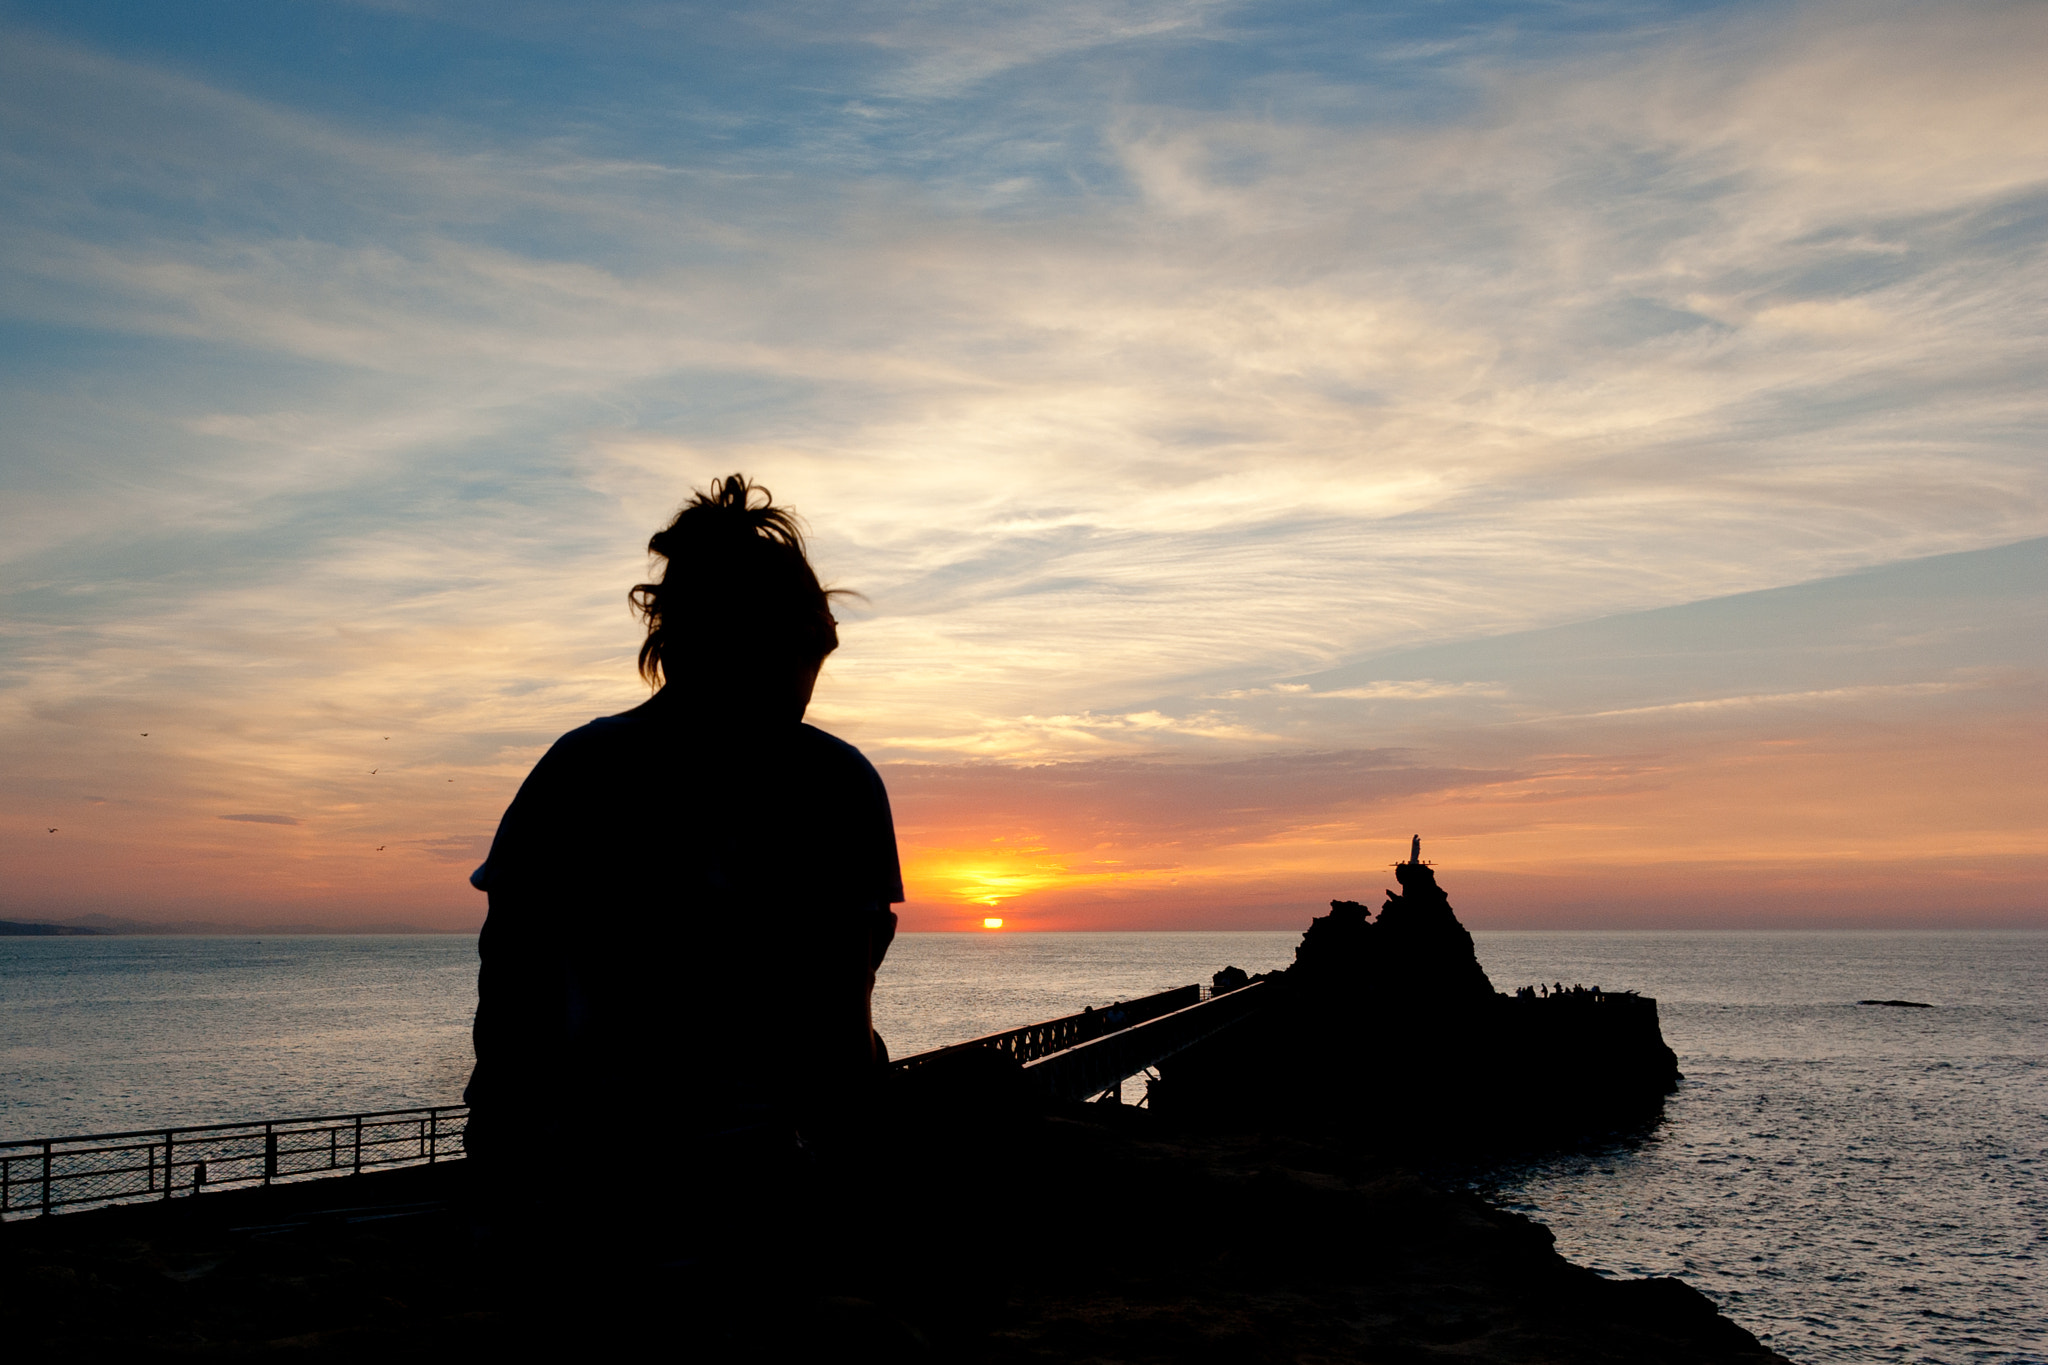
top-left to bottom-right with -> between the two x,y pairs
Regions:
1291,836 -> 1495,1007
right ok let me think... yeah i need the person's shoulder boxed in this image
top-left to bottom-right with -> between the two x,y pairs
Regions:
526,712 -> 648,778
795,723 -> 886,786
796,726 -> 902,895
560,711 -> 644,746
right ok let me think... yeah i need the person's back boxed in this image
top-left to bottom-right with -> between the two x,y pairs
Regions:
462,476 -> 902,1242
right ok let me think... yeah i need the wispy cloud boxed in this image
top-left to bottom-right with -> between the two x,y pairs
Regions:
1216,681 -> 1505,702
1,2 -> 2043,924
1560,680 -> 1991,723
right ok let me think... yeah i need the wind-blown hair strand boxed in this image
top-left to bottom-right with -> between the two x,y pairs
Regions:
629,475 -> 843,690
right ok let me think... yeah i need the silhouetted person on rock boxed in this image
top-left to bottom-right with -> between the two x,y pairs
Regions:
462,475 -> 902,1278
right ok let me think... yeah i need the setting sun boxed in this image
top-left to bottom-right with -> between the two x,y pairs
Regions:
902,842 -> 1138,914
982,917 -> 1003,929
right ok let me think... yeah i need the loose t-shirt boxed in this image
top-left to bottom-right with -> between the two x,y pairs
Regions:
464,712 -> 903,1143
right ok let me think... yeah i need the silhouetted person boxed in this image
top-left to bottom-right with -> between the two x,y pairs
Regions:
462,476 -> 902,1286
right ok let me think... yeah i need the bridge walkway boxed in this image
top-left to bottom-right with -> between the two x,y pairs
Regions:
3,978 -> 1272,1219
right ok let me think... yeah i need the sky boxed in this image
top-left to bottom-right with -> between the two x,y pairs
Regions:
1,0 -> 2043,932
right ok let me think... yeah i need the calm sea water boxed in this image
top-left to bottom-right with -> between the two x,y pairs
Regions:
1466,932 -> 2046,1365
0,936 -> 478,1135
2,930 -> 2041,1363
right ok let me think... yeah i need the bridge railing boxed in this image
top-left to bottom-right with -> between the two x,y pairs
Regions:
1024,979 -> 1269,1103
889,982 -> 1202,1074
0,1105 -> 466,1222
3,980 -> 1263,1221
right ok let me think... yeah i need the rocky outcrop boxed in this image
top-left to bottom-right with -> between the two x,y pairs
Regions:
1153,842 -> 1680,1146
1292,853 -> 1497,1004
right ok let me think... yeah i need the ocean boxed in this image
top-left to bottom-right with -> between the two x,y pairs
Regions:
1466,931 -> 2046,1365
2,929 -> 2041,1363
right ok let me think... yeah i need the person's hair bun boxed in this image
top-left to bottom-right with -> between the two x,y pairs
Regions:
630,475 -> 843,689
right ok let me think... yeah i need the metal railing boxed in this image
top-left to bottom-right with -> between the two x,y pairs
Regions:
889,982 -> 1201,1075
0,1105 -> 466,1222
1024,979 -> 1270,1103
2,980 -> 1265,1221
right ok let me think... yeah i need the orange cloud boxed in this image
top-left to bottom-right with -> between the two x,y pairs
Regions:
885,687 -> 2048,929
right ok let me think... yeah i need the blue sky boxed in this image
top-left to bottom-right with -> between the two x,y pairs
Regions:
2,0 -> 2043,927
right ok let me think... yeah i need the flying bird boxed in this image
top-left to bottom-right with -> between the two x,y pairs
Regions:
369,768 -> 378,775
48,828 -> 58,833
140,733 -> 148,737
376,845 -> 386,852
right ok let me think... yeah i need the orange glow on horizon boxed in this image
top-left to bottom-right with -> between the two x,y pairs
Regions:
902,842 -> 1133,907
7,665 -> 2042,932
879,706 -> 2048,930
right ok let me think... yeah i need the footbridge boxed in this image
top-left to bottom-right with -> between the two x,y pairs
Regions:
890,978 -> 1269,1104
1,978 -> 1272,1221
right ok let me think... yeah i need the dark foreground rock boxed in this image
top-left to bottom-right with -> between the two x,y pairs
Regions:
978,1112 -> 1782,1365
4,1106 -> 1785,1363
